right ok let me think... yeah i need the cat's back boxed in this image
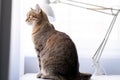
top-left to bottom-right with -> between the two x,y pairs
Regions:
41,31 -> 79,79
45,31 -> 77,54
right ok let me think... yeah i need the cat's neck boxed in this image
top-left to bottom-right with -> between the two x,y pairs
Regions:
32,20 -> 54,35
32,20 -> 55,48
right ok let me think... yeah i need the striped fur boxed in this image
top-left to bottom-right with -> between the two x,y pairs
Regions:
26,4 -> 91,80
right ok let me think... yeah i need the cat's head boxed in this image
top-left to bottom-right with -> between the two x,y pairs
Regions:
26,4 -> 48,25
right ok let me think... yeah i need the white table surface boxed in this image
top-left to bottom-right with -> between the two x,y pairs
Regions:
20,73 -> 120,80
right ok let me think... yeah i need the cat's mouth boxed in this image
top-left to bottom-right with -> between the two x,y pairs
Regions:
26,21 -> 33,25
26,20 -> 36,26
26,18 -> 29,22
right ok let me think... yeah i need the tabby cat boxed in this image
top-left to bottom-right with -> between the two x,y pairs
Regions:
26,4 -> 91,80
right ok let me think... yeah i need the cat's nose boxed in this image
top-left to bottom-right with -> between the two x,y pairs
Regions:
26,18 -> 28,22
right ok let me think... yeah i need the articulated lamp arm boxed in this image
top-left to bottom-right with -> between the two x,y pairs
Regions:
92,10 -> 120,75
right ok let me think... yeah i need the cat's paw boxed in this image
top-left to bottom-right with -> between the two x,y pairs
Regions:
36,73 -> 42,78
41,75 -> 49,79
41,75 -> 58,80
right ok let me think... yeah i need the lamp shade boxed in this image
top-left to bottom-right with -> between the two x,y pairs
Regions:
39,0 -> 55,22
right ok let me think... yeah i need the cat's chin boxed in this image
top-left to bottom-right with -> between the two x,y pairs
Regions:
26,21 -> 33,25
26,21 -> 35,27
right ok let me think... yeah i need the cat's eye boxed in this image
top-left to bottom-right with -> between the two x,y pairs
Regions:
29,15 -> 33,18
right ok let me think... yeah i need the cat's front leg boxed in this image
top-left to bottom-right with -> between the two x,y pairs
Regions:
37,73 -> 42,78
35,45 -> 43,78
37,54 -> 42,78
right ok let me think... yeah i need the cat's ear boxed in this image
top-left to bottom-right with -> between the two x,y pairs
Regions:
35,4 -> 42,13
31,8 -> 33,10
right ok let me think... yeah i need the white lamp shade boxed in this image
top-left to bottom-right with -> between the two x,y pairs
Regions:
42,4 -> 55,21
39,0 -> 55,22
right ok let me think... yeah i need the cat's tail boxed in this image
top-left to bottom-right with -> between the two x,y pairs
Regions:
74,72 -> 92,80
80,72 -> 92,80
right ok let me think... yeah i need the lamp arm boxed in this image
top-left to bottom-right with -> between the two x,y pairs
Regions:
92,10 -> 120,75
93,10 -> 120,62
55,0 -> 120,16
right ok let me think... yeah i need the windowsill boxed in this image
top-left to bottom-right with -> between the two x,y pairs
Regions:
20,73 -> 120,80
